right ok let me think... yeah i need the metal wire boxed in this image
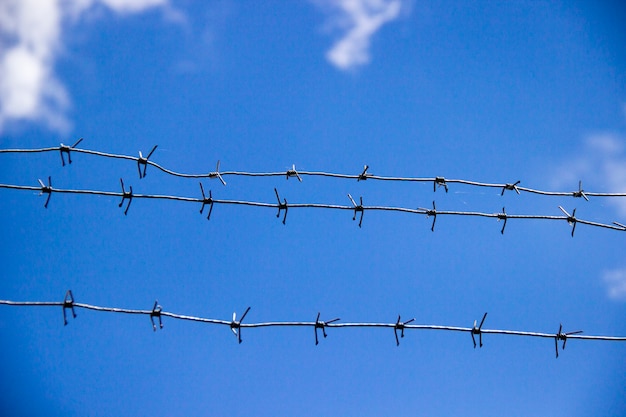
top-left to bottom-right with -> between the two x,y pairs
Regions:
1,296 -> 624,357
1,144 -> 624,198
1,181 -> 624,234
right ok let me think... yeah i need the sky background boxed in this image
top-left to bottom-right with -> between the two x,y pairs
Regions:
1,0 -> 626,416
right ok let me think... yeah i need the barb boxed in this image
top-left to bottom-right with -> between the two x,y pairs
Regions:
315,312 -> 341,345
1,182 -> 625,234
118,178 -> 133,215
471,312 -> 488,348
231,307 -> 251,344
62,290 -> 76,325
394,315 -> 415,346
286,164 -> 302,182
59,138 -> 83,166
555,323 -> 583,358
275,188 -> 288,224
199,182 -> 214,220
37,176 -> 52,208
150,300 -> 163,331
3,145 -> 626,198
418,201 -> 437,232
137,145 -> 158,179
1,296 -> 625,355
348,194 -> 364,228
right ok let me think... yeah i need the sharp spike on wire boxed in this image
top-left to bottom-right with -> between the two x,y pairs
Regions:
150,300 -> 163,331
314,312 -> 340,345
199,182 -> 214,220
59,138 -> 83,166
497,207 -> 508,234
358,165 -> 370,181
418,201 -> 438,231
434,177 -> 448,193
137,145 -> 158,179
286,164 -> 302,182
558,206 -> 577,237
38,176 -> 52,208
613,221 -> 626,230
62,290 -> 76,325
394,315 -> 416,346
471,312 -> 487,348
230,307 -> 251,343
501,180 -> 521,196
118,178 -> 133,215
574,180 -> 589,201
347,194 -> 364,227
209,160 -> 226,185
555,323 -> 583,358
274,188 -> 288,224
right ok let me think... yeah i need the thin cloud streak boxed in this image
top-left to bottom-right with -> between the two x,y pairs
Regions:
551,131 -> 626,216
0,0 -> 169,134
314,0 -> 404,70
603,268 -> 626,301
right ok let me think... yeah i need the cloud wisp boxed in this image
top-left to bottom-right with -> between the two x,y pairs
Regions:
313,0 -> 405,70
551,131 -> 626,216
550,118 -> 626,302
0,0 -> 169,134
603,268 -> 626,301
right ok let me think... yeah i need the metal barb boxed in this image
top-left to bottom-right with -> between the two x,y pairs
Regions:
38,176 -> 52,208
230,307 -> 251,344
501,180 -> 521,196
613,221 -> 626,230
418,201 -> 437,231
358,165 -> 370,181
208,160 -> 226,185
150,300 -> 163,331
471,312 -> 488,348
62,290 -> 76,325
314,312 -> 340,345
137,145 -> 158,179
558,206 -> 577,237
573,181 -> 589,201
555,323 -> 583,358
286,164 -> 302,182
347,194 -> 364,227
497,207 -> 508,234
274,188 -> 288,224
118,178 -> 133,215
199,183 -> 214,220
59,138 -> 83,166
434,177 -> 448,193
394,315 -> 416,346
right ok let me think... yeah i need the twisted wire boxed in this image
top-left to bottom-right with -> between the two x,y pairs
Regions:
1,181 -> 624,234
1,144 -> 624,198
1,297 -> 624,357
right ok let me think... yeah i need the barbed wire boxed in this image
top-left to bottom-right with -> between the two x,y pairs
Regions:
1,179 -> 625,235
1,291 -> 624,357
1,141 -> 625,198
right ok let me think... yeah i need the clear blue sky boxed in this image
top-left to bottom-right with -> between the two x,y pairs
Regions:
1,1 -> 625,416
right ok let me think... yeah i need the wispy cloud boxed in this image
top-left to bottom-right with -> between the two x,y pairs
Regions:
313,0 -> 406,70
603,268 -> 626,301
551,129 -> 626,216
0,0 -> 169,134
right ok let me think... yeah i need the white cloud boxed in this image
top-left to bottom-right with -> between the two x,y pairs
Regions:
603,268 -> 626,301
0,0 -> 168,134
551,131 -> 626,216
313,0 -> 405,70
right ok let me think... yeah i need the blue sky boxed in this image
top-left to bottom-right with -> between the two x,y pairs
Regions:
1,1 -> 625,416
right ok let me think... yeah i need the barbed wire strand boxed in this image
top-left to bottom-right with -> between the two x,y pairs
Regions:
1,295 -> 624,357
1,144 -> 625,198
1,180 -> 625,235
